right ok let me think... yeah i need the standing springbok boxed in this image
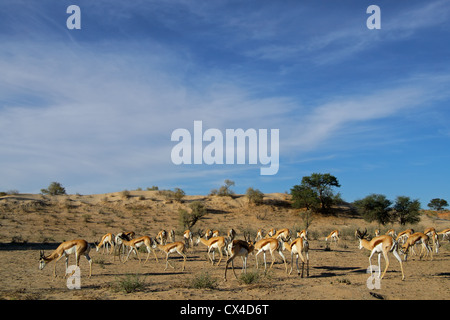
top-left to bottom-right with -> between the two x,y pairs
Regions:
325,230 -> 339,245
116,235 -> 159,264
281,237 -> 309,277
356,229 -> 405,281
183,230 -> 194,249
424,227 -> 439,254
196,236 -> 228,266
224,235 -> 254,281
253,237 -> 287,272
155,241 -> 187,271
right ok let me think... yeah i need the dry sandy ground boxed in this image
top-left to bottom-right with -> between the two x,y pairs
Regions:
0,191 -> 449,302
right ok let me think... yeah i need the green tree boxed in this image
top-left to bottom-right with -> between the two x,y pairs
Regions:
41,182 -> 66,196
354,194 -> 393,225
290,185 -> 320,211
392,196 -> 421,225
427,198 -> 449,211
291,173 -> 341,213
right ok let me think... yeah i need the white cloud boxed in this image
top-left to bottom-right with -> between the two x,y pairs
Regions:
1,1 -> 450,195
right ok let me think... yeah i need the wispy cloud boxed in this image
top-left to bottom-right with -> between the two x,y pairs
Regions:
282,72 -> 450,154
1,0 -> 449,199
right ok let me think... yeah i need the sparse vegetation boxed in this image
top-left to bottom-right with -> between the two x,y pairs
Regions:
189,272 -> 218,289
210,179 -> 235,197
239,270 -> 260,284
111,274 -> 145,293
246,187 -> 264,205
179,201 -> 207,230
160,188 -> 186,202
40,182 -> 66,196
0,187 -> 448,301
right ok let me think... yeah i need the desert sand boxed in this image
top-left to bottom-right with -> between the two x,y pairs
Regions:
0,191 -> 449,302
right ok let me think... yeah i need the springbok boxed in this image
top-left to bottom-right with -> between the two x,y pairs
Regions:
39,239 -> 92,278
224,234 -> 254,281
356,229 -> 405,281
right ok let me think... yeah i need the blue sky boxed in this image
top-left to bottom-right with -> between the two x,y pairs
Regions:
1,0 -> 450,206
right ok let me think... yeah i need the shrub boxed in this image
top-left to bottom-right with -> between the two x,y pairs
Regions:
239,270 -> 260,284
179,201 -> 207,230
121,190 -> 131,199
211,179 -> 235,197
190,272 -> 218,289
41,182 -> 66,196
112,274 -> 145,293
160,188 -> 185,202
246,187 -> 264,205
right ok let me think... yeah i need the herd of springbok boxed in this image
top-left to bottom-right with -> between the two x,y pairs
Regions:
38,226 -> 450,282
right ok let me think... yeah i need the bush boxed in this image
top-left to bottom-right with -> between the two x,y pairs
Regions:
246,187 -> 264,205
112,274 -> 145,293
121,190 -> 131,199
210,179 -> 235,197
239,270 -> 260,284
179,201 -> 207,230
41,182 -> 66,196
160,188 -> 185,202
190,272 -> 218,289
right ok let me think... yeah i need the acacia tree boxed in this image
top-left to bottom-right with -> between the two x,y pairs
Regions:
354,194 -> 393,226
291,173 -> 341,213
392,196 -> 421,225
290,185 -> 320,211
427,198 -> 448,211
41,182 -> 66,196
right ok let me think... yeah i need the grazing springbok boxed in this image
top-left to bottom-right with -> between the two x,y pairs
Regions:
95,233 -> 115,254
400,232 -> 433,261
39,239 -> 92,278
396,229 -> 414,245
114,231 -> 135,261
437,228 -> 450,241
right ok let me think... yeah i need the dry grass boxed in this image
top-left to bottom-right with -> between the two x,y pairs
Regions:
0,191 -> 449,300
